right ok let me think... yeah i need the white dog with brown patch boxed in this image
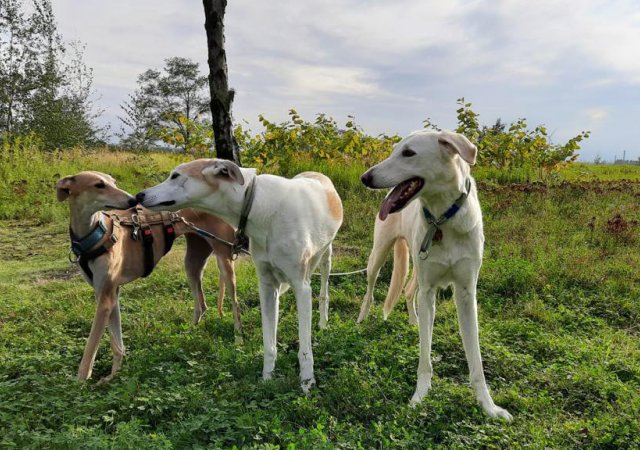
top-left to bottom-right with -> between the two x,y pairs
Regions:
137,159 -> 343,392
360,130 -> 512,421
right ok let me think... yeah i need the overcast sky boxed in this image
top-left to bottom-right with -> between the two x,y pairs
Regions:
53,0 -> 640,162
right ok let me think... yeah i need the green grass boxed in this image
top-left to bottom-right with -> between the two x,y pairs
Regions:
1,150 -> 639,448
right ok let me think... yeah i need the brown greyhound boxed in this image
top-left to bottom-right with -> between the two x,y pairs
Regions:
57,171 -> 241,383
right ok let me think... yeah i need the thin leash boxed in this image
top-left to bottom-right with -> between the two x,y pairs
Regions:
180,218 -> 251,258
179,175 -> 367,277
180,219 -> 368,277
312,267 -> 368,277
180,177 -> 257,260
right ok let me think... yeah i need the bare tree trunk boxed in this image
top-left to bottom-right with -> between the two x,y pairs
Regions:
202,0 -> 241,164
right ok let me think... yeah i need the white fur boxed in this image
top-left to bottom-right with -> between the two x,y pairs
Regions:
139,160 -> 342,393
361,130 -> 513,421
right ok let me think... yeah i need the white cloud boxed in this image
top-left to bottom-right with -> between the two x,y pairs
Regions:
286,64 -> 379,97
50,0 -> 640,158
587,108 -> 608,121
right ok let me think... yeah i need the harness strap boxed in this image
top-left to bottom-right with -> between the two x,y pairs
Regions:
69,213 -> 117,281
131,206 -> 156,278
161,211 -> 176,255
233,177 -> 256,259
419,178 -> 472,260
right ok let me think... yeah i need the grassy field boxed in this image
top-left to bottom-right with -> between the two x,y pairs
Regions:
1,149 -> 639,449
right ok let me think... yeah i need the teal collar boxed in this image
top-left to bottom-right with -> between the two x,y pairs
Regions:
419,178 -> 472,259
70,213 -> 109,257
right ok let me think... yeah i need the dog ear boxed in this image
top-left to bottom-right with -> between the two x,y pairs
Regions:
438,131 -> 477,165
56,176 -> 75,202
220,160 -> 245,185
202,160 -> 245,186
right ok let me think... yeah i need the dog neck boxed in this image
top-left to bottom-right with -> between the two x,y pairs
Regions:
68,199 -> 104,238
201,172 -> 258,232
418,168 -> 470,218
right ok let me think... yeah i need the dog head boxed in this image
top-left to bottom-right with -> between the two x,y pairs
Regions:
361,130 -> 476,220
136,159 -> 249,214
56,171 -> 136,211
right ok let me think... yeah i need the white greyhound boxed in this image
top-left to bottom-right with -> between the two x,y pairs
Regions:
361,130 -> 513,420
137,159 -> 343,393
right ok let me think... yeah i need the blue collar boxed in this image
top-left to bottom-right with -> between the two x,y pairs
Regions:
70,213 -> 109,257
419,178 -> 472,259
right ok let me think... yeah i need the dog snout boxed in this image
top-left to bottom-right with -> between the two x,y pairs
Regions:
135,192 -> 146,204
127,197 -> 137,207
361,170 -> 375,188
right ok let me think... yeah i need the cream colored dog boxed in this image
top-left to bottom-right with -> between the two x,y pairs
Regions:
361,130 -> 512,420
137,159 -> 343,392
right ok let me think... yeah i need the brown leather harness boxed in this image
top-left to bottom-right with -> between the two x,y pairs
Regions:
69,206 -> 181,281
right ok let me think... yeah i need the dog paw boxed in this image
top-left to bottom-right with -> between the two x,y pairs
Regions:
409,391 -> 425,407
262,371 -> 274,381
409,382 -> 431,407
484,404 -> 513,421
97,374 -> 115,385
301,377 -> 316,394
192,310 -> 206,325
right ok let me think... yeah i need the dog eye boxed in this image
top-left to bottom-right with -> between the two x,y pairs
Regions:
94,182 -> 106,189
402,148 -> 416,157
170,173 -> 180,180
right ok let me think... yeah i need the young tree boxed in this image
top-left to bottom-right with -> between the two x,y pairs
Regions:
0,0 -> 103,148
118,57 -> 209,151
202,0 -> 240,164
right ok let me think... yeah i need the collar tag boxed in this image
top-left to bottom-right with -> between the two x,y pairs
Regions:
419,179 -> 471,260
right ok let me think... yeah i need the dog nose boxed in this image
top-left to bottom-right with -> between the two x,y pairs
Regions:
127,197 -> 137,207
361,170 -> 374,187
135,192 -> 146,203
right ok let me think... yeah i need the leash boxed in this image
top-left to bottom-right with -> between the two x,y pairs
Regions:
419,178 -> 471,260
180,177 -> 257,260
180,218 -> 251,258
311,267 -> 368,277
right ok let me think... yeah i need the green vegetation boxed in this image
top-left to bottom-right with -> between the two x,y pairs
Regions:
0,0 -> 103,148
1,147 -> 639,448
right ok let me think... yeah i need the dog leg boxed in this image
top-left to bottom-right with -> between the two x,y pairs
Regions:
258,268 -> 280,380
98,292 -> 125,384
218,254 -> 242,344
383,239 -> 411,322
358,237 -> 395,323
318,245 -> 332,329
452,278 -> 513,421
410,285 -> 437,405
185,234 -> 212,325
293,278 -> 315,393
216,272 -> 226,318
404,270 -> 418,325
78,282 -> 117,381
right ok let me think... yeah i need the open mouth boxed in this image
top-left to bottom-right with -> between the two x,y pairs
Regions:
379,177 -> 424,221
146,200 -> 176,208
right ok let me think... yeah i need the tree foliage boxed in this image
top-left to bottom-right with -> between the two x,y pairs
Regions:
237,101 -> 589,181
235,109 -> 401,168
425,98 -> 590,178
0,0 -> 103,148
118,57 -> 209,152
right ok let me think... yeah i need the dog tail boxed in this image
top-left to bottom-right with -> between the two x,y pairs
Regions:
382,238 -> 410,320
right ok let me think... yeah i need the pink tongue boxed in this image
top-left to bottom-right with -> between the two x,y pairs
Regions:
378,186 -> 404,221
379,198 -> 393,221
